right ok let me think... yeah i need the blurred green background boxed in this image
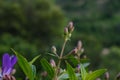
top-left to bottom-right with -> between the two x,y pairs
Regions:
0,0 -> 120,79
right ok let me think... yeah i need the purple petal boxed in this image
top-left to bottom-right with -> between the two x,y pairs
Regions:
10,55 -> 17,67
2,53 -> 17,75
2,68 -> 12,76
2,53 -> 11,70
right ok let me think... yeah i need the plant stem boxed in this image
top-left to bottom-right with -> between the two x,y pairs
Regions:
60,39 -> 67,59
58,39 -> 67,68
53,39 -> 67,80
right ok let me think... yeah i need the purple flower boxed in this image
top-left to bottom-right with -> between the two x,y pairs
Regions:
0,53 -> 17,79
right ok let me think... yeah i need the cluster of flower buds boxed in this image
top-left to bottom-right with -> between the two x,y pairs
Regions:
64,21 -> 74,41
71,40 -> 83,56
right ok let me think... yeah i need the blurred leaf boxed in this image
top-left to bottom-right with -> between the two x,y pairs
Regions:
85,69 -> 107,80
80,64 -> 88,80
66,62 -> 78,80
58,72 -> 69,80
12,49 -> 34,80
83,63 -> 90,68
29,55 -> 40,64
47,53 -> 58,58
80,59 -> 90,63
67,55 -> 79,66
40,58 -> 55,79
31,64 -> 36,79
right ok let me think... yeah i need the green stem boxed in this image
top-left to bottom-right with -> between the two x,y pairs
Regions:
57,39 -> 67,69
53,39 -> 67,80
60,39 -> 67,58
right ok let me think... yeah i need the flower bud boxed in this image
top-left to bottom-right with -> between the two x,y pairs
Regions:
64,27 -> 68,35
51,46 -> 57,54
77,40 -> 82,50
68,21 -> 74,33
50,59 -> 56,67
105,72 -> 109,80
69,21 -> 73,27
71,47 -> 78,55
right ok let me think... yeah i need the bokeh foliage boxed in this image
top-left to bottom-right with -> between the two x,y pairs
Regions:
56,0 -> 120,79
0,0 -> 66,55
100,46 -> 120,80
0,0 -> 66,79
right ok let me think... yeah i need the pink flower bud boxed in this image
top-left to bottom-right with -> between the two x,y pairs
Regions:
68,21 -> 74,33
50,59 -> 56,67
69,21 -> 73,27
77,40 -> 82,50
64,27 -> 68,35
71,47 -> 78,54
105,72 -> 109,80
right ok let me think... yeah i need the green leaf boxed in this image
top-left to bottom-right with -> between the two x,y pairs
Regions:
29,55 -> 40,64
67,55 -> 79,66
12,49 -> 34,80
58,72 -> 69,80
80,59 -> 90,63
40,58 -> 55,79
85,69 -> 107,80
80,64 -> 88,80
31,64 -> 36,78
83,63 -> 90,68
66,62 -> 78,80
47,53 -> 58,58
